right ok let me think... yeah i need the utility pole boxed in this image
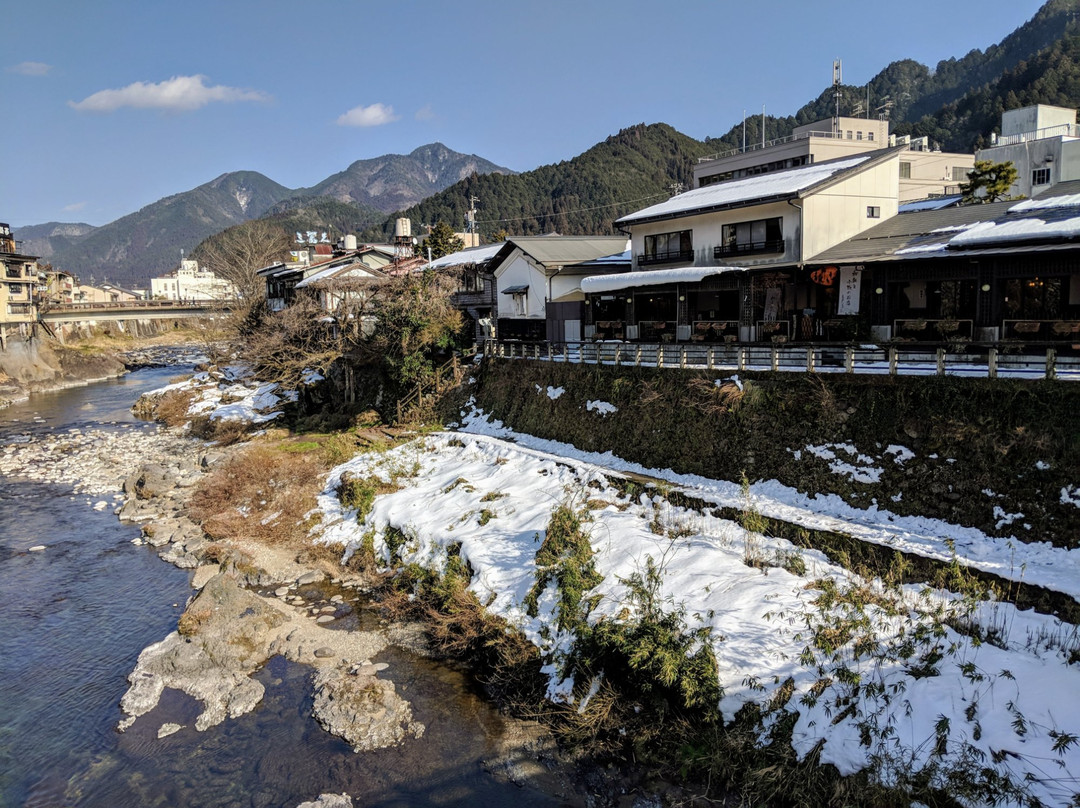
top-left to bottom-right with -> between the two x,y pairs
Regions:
467,195 -> 479,245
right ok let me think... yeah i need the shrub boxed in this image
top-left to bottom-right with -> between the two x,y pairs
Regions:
523,503 -> 603,633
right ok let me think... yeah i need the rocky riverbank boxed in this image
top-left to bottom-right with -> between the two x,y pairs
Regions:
1,374 -> 602,806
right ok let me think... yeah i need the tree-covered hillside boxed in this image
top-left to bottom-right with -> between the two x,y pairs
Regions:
364,123 -> 710,242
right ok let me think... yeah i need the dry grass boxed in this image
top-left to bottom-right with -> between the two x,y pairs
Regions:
189,444 -> 327,547
150,388 -> 197,427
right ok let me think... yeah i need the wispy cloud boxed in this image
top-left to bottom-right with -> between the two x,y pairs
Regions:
336,102 -> 399,127
8,61 -> 52,76
62,202 -> 87,213
68,75 -> 270,113
415,104 -> 435,121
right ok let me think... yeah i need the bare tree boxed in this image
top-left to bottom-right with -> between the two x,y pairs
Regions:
196,219 -> 292,305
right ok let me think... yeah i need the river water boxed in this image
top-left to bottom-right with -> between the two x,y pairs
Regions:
0,367 -> 563,808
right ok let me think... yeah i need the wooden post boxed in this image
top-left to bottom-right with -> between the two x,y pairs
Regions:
547,343 -> 553,361
657,346 -> 664,369
806,347 -> 815,373
707,346 -> 714,370
738,346 -> 746,371
615,345 -> 622,366
771,346 -> 779,372
564,343 -> 569,362
635,344 -> 642,366
889,347 -> 898,375
988,347 -> 998,379
936,348 -> 946,376
1047,347 -> 1057,381
845,346 -> 854,373
680,346 -> 687,369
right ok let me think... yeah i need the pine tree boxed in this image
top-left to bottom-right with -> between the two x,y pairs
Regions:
959,160 -> 1019,203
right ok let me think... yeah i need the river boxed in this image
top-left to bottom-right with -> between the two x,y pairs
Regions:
0,366 -> 565,808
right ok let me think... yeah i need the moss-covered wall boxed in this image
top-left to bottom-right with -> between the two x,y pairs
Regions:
472,358 -> 1080,548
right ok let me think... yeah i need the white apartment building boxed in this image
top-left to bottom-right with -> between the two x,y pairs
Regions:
151,260 -> 235,301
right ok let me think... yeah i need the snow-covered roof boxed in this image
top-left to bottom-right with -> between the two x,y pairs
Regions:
947,215 -> 1080,248
580,266 -> 744,294
616,154 -> 875,226
424,243 -> 504,270
1007,193 -> 1080,214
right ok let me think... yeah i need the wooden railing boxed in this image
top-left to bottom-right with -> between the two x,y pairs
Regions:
394,349 -> 476,423
483,340 -> 1079,381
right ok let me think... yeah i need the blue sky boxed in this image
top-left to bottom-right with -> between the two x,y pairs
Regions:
2,0 -> 1048,228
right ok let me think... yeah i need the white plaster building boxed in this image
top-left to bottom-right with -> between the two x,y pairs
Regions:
151,260 -> 235,301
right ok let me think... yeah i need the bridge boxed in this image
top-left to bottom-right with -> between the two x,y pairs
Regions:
39,300 -> 225,324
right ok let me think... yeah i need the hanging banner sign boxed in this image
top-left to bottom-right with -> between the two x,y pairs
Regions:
811,266 -> 838,285
837,266 -> 862,315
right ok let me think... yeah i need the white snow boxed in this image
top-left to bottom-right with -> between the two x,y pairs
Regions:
1008,194 -> 1080,213
802,443 -> 883,484
580,266 -> 744,294
616,155 -> 871,225
546,386 -> 565,400
884,444 -> 915,464
1063,486 -> 1080,508
948,215 -> 1080,247
585,400 -> 617,416
310,425 -> 1080,807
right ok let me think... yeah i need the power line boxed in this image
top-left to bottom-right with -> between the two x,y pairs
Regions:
473,191 -> 669,226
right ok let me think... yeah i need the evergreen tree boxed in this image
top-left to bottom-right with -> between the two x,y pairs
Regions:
959,160 -> 1019,203
416,221 -> 464,260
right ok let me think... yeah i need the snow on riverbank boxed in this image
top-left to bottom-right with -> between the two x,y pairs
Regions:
312,427 -> 1080,806
459,406 -> 1080,603
143,365 -> 297,425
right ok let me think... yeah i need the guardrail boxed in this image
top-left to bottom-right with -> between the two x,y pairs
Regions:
483,340 -> 1079,381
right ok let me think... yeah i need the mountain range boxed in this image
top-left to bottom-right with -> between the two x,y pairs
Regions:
18,144 -> 511,287
18,0 -> 1080,287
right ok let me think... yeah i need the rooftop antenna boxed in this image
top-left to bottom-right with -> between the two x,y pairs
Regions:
832,59 -> 843,133
761,104 -> 766,149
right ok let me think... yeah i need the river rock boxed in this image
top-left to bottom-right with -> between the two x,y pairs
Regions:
296,570 -> 325,586
296,795 -> 353,808
311,663 -> 424,752
120,572 -> 386,734
191,564 -> 220,590
314,647 -> 335,659
316,615 -> 335,624
133,464 -> 176,500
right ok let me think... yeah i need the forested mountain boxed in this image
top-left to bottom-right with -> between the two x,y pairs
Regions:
21,145 -> 510,287
363,124 -> 710,242
190,197 -> 387,265
303,143 -> 512,213
696,0 -> 1080,157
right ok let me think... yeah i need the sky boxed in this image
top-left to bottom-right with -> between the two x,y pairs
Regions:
2,0 -> 1049,229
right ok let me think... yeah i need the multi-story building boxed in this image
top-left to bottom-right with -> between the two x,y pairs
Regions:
151,259 -> 234,301
0,222 -> 39,344
694,116 -> 973,204
976,104 -> 1080,198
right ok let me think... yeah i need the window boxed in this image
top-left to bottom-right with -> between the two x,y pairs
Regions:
716,217 -> 784,257
846,130 -> 853,139
867,206 -> 881,218
899,161 -> 912,179
641,230 -> 692,265
867,131 -> 875,142
856,131 -> 863,141
1032,167 -> 1051,186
